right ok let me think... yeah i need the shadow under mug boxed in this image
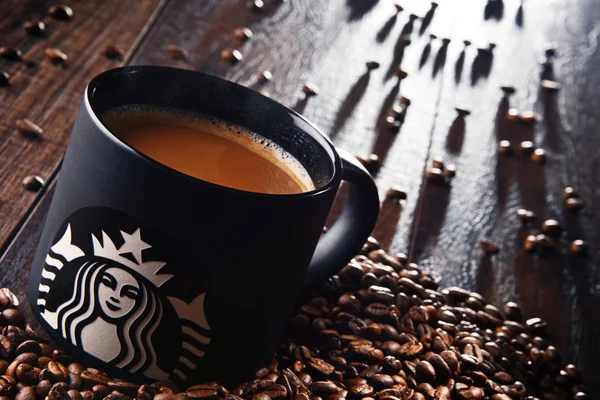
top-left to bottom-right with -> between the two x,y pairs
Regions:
27,66 -> 380,385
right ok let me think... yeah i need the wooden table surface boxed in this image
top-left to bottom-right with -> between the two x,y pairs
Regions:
1,0 -> 599,394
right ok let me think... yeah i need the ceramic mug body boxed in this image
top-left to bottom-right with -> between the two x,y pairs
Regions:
27,66 -> 379,385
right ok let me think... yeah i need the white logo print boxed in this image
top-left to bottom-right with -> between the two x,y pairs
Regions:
37,224 -> 210,382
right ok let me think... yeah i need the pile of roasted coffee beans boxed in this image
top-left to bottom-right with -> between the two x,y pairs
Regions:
0,240 -> 591,400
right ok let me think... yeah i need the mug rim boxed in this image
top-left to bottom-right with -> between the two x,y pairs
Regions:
85,66 -> 341,199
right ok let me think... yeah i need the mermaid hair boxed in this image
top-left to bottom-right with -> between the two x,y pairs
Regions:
55,261 -> 163,375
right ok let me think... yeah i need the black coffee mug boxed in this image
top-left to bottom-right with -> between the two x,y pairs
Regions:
27,66 -> 379,385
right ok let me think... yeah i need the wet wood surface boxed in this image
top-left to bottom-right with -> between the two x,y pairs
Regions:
0,0 -> 598,394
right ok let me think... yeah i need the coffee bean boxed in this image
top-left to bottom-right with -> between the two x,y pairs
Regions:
455,104 -> 471,117
385,187 -> 407,202
574,392 -> 592,400
543,44 -> 557,58
16,118 -> 44,139
570,239 -> 587,255
47,383 -> 69,400
45,362 -> 68,382
520,141 -> 535,156
257,71 -> 273,82
493,371 -> 513,384
506,108 -> 520,122
302,83 -> 319,96
415,382 -> 435,398
431,156 -> 444,170
366,61 -> 380,70
348,383 -> 373,398
300,304 -> 322,317
541,219 -> 562,237
565,197 -> 585,211
22,176 -> 44,192
395,98 -> 410,110
45,48 -> 68,64
494,140 -> 511,155
517,209 -> 536,223
221,49 -> 243,63
306,358 -> 335,376
90,384 -> 110,399
309,381 -> 339,395
0,376 -> 16,396
15,341 -> 40,356
504,320 -> 527,336
368,374 -> 393,390
526,317 -> 547,333
523,235 -> 538,252
500,84 -> 516,95
103,45 -> 124,60
260,385 -> 287,400
425,168 -> 445,185
415,361 -> 435,382
15,364 -> 37,385
460,354 -> 480,369
66,364 -> 82,376
530,148 -> 546,164
5,360 -> 22,378
167,44 -> 188,60
14,353 -> 36,367
338,294 -> 360,313
53,350 -> 72,366
541,80 -> 561,91
49,5 -> 74,20
0,289 -> 18,309
23,20 -> 46,36
480,240 -> 499,254
443,164 -> 456,178
248,0 -> 264,11
395,68 -> 408,80
35,380 -> 52,397
2,309 -> 25,327
409,306 -> 429,322
0,47 -> 22,61
454,383 -> 482,400
385,116 -> 401,130
67,373 -> 82,391
0,71 -> 9,87
80,371 -> 109,387
540,56 -> 553,71
15,386 -> 35,400
67,389 -> 83,400
246,380 -> 278,397
234,27 -> 253,41
563,186 -> 578,199
519,111 -> 537,124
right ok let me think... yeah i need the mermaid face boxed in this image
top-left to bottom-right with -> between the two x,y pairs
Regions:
98,267 -> 140,319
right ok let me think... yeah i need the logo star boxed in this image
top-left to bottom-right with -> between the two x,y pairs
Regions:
119,228 -> 151,264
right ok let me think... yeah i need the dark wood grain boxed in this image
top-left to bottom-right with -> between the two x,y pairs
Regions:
1,0 -> 599,395
0,0 -> 163,256
409,0 -> 600,391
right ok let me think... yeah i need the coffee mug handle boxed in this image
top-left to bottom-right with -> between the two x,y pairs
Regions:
303,149 -> 380,287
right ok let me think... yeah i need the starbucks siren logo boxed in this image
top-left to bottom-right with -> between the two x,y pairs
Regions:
36,223 -> 210,382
